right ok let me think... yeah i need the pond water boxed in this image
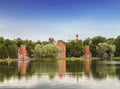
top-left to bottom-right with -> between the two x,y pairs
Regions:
0,59 -> 120,89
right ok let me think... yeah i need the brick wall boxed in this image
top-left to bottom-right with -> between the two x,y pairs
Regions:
57,40 -> 66,58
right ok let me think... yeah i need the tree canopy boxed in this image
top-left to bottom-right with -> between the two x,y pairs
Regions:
66,40 -> 84,57
33,44 -> 59,58
97,43 -> 116,60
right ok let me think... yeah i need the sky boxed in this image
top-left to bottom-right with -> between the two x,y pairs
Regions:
0,0 -> 120,41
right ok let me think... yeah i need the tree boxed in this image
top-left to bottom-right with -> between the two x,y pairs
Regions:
43,44 -> 59,58
83,38 -> 91,46
0,38 -> 18,59
115,35 -> 120,56
96,43 -> 116,60
42,41 -> 49,45
48,38 -> 54,44
24,40 -> 35,57
0,44 -> 8,58
0,36 -> 4,44
107,38 -> 115,45
90,36 -> 107,57
14,38 -> 24,47
66,40 -> 84,57
8,44 -> 18,58
33,44 -> 59,58
33,44 -> 43,58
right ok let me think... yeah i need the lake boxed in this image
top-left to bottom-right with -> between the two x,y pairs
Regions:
0,59 -> 120,89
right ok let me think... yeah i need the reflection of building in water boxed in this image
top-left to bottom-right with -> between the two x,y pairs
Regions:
57,60 -> 66,78
18,61 -> 29,75
85,60 -> 91,73
84,45 -> 92,58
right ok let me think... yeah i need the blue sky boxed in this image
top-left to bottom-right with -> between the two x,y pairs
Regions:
0,0 -> 120,41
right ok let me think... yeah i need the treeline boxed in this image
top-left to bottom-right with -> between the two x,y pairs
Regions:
0,35 -> 120,59
0,37 -> 35,59
83,36 -> 120,58
0,37 -> 58,59
66,35 -> 120,59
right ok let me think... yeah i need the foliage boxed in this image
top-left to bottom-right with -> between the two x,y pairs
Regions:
33,44 -> 59,58
0,35 -> 120,59
66,40 -> 84,57
0,38 -> 18,59
83,38 -> 92,45
107,38 -> 115,45
96,43 -> 116,60
115,35 -> 120,56
90,36 -> 107,57
24,40 -> 35,57
48,37 -> 54,44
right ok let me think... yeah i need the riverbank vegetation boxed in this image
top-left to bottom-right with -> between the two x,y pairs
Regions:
33,44 -> 59,58
97,43 -> 116,60
0,35 -> 120,60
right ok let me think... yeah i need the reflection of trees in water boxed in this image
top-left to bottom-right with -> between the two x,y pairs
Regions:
0,62 -> 18,82
116,64 -> 120,80
66,61 -> 84,78
1,60 -> 120,83
91,61 -> 116,80
27,59 -> 58,80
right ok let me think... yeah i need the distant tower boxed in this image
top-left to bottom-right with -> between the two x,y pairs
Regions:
76,34 -> 78,40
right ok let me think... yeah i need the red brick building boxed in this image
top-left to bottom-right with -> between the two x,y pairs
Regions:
18,45 -> 30,61
56,40 -> 66,58
84,45 -> 92,58
18,45 -> 27,57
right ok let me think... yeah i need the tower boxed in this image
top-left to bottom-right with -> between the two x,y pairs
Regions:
76,34 -> 78,40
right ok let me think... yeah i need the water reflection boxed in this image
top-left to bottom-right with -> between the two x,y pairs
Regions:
0,59 -> 120,88
85,60 -> 91,73
57,60 -> 66,78
18,60 -> 29,75
91,61 -> 117,80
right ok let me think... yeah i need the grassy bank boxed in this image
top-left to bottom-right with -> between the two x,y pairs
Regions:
34,57 -> 120,61
0,59 -> 16,63
1,57 -> 120,62
112,57 -> 120,60
57,57 -> 100,61
67,57 -> 120,61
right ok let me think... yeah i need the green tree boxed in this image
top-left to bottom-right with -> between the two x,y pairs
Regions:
0,38 -> 18,59
66,40 -> 84,57
33,44 -> 43,58
97,43 -> 116,60
107,38 -> 115,45
42,41 -> 49,45
90,36 -> 107,57
0,44 -> 8,58
0,36 -> 4,44
43,44 -> 59,58
115,35 -> 120,56
33,44 -> 59,58
24,40 -> 35,57
83,38 -> 91,46
8,44 -> 18,58
48,38 -> 54,44
14,38 -> 24,47
35,40 -> 42,44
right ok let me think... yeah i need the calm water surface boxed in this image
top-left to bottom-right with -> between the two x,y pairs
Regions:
0,59 -> 120,89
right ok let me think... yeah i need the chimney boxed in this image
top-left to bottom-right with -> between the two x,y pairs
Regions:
76,34 -> 78,40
